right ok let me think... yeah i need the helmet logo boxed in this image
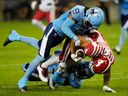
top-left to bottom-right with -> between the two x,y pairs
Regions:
90,9 -> 98,15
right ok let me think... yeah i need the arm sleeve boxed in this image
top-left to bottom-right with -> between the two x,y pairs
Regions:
61,18 -> 78,40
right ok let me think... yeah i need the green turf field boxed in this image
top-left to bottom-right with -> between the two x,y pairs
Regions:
0,21 -> 128,96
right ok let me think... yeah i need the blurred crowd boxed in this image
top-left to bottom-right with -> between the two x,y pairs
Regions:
1,0 -> 83,21
2,0 -> 32,20
1,0 -> 113,24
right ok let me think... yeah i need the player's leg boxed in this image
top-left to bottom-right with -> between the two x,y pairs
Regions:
32,10 -> 47,31
38,23 -> 64,79
53,38 -> 71,75
40,38 -> 70,83
47,64 -> 59,89
114,15 -> 128,54
18,23 -> 64,91
37,55 -> 60,82
3,30 -> 39,49
17,54 -> 45,91
22,60 -> 59,82
41,55 -> 60,69
37,50 -> 61,82
114,27 -> 127,53
22,63 -> 41,81
48,39 -> 71,86
37,40 -> 68,81
17,23 -> 55,91
59,38 -> 71,62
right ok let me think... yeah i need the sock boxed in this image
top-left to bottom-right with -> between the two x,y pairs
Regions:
20,35 -> 39,49
32,19 -> 46,31
23,55 -> 45,79
41,55 -> 59,68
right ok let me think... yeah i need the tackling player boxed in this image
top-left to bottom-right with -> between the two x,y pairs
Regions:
49,32 -> 116,93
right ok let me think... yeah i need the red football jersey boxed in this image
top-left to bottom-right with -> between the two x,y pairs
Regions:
59,30 -> 114,74
84,30 -> 114,73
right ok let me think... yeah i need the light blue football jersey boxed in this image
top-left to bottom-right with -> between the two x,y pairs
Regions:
121,0 -> 128,15
53,5 -> 87,38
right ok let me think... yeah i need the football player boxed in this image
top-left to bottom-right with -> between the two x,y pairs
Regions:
21,58 -> 94,89
21,46 -> 115,93
47,8 -> 115,92
113,0 -> 128,54
4,5 -> 102,92
49,31 -> 116,92
31,0 -> 56,31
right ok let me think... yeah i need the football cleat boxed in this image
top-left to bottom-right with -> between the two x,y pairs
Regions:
20,86 -> 27,92
113,46 -> 121,55
3,30 -> 20,46
3,38 -> 12,47
47,73 -> 55,89
37,65 -> 48,82
17,77 -> 28,91
103,85 -> 116,93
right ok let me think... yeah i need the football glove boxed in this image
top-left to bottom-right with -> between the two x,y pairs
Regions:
31,1 -> 37,10
71,54 -> 83,62
74,39 -> 80,46
57,62 -> 66,72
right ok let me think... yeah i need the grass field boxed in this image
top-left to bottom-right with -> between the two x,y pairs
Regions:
0,21 -> 128,96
